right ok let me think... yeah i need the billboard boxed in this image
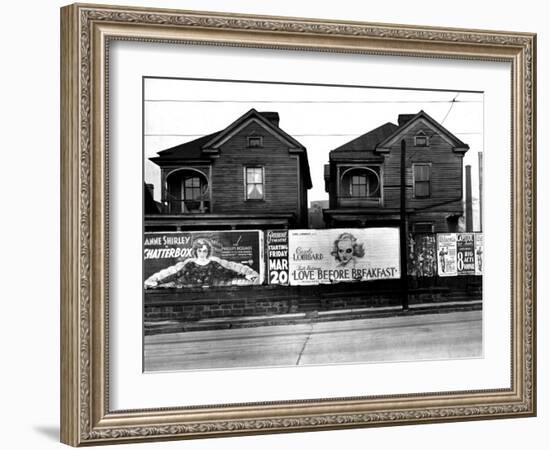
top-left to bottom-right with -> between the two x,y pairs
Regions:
287,228 -> 400,285
144,231 -> 264,288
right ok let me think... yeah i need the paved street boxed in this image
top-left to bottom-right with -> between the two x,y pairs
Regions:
144,310 -> 482,372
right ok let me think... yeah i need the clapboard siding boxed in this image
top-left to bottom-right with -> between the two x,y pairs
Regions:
409,211 -> 461,233
332,123 -> 463,210
211,122 -> 300,216
383,123 -> 463,210
326,115 -> 466,231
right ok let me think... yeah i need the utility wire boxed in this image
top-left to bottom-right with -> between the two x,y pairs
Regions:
144,132 -> 481,137
440,93 -> 459,125
145,99 -> 480,104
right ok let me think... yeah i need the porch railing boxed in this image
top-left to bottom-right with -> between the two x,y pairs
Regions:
337,196 -> 382,208
164,199 -> 210,214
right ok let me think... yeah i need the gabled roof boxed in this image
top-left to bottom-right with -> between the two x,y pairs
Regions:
377,110 -> 469,153
150,109 -> 312,188
330,122 -> 398,159
152,131 -> 220,161
202,108 -> 306,152
329,110 -> 469,159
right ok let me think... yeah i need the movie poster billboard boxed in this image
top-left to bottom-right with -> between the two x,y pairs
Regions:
437,233 -> 458,277
456,233 -> 476,275
143,231 -> 264,288
287,228 -> 400,285
475,233 -> 484,275
266,230 -> 289,285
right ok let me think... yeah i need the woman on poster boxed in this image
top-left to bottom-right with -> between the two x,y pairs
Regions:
331,232 -> 365,269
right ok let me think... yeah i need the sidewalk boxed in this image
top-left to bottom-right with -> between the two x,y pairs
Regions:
145,299 -> 482,335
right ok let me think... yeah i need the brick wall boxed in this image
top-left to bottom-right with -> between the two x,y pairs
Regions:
144,276 -> 481,323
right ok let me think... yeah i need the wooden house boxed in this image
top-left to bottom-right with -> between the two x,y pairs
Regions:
323,111 -> 469,233
146,109 -> 312,231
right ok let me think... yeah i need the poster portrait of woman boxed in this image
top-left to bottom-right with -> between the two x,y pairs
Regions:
144,238 -> 260,288
330,232 -> 366,269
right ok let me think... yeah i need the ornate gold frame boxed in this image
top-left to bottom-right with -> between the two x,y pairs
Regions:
60,3 -> 536,446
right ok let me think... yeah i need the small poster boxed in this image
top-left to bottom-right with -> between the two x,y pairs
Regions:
266,230 -> 289,285
457,233 -> 476,275
408,233 -> 437,277
475,233 -> 484,276
437,233 -> 458,277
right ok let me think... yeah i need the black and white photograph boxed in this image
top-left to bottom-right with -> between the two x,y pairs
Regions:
142,77 -> 484,372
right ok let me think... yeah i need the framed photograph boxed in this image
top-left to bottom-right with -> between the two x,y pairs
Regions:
60,3 -> 536,446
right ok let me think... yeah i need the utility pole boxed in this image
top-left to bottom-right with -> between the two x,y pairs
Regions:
400,140 -> 409,311
465,165 -> 473,232
478,152 -> 483,232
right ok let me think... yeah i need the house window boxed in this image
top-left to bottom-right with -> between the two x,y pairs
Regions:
413,164 -> 431,198
350,174 -> 367,197
183,176 -> 202,200
414,132 -> 429,147
166,169 -> 209,214
340,167 -> 381,198
247,136 -> 263,148
245,167 -> 264,200
412,222 -> 434,233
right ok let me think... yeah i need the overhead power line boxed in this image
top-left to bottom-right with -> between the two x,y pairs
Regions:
145,99 -> 481,104
145,131 -> 481,138
440,93 -> 460,125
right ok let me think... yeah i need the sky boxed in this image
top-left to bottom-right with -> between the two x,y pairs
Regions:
144,77 -> 483,229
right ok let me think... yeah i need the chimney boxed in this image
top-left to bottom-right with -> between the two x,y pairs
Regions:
398,114 -> 415,127
260,111 -> 280,127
